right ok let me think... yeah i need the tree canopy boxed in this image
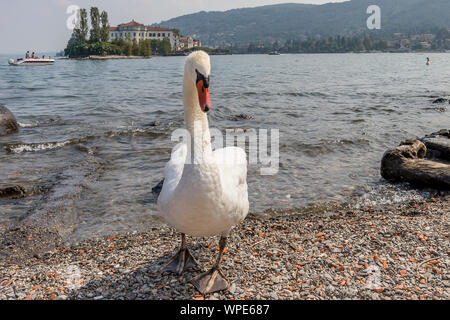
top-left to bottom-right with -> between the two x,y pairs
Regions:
64,7 -> 169,58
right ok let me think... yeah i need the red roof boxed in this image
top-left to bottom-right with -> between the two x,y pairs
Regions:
108,27 -> 118,31
118,20 -> 144,27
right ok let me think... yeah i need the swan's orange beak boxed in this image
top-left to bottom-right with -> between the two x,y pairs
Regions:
197,80 -> 212,113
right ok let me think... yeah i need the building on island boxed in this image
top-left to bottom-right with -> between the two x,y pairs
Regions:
109,20 -> 204,52
178,37 -> 193,50
411,34 -> 437,42
109,20 -> 179,51
193,39 -> 202,48
419,41 -> 431,49
400,39 -> 410,49
178,37 -> 202,51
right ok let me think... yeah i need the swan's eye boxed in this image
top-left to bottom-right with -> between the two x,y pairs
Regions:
195,69 -> 209,88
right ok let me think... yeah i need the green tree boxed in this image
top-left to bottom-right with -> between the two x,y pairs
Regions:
150,39 -> 160,54
100,11 -> 110,42
90,7 -> 101,43
65,7 -> 121,58
74,8 -> 89,42
363,36 -> 373,51
124,41 -> 133,56
139,39 -> 152,57
377,40 -> 388,50
161,38 -> 172,55
132,40 -> 139,56
88,42 -> 114,56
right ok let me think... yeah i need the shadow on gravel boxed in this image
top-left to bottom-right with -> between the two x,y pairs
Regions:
67,242 -> 209,300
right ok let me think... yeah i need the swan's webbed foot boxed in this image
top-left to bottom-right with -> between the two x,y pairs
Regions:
191,267 -> 229,295
161,247 -> 200,275
161,233 -> 199,275
191,235 -> 230,294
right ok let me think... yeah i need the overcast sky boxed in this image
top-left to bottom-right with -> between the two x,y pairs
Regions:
0,0 -> 348,54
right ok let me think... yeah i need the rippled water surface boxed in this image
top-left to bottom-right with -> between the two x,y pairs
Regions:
0,53 -> 448,241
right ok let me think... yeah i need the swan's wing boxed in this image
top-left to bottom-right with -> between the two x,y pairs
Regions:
213,147 -> 249,217
157,143 -> 187,207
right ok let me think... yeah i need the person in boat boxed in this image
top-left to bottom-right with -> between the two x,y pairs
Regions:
31,52 -> 35,59
25,51 -> 30,59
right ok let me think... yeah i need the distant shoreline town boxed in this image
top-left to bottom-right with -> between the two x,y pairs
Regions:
230,30 -> 450,55
61,7 -> 450,59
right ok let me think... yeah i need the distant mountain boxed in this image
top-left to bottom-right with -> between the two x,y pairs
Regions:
154,0 -> 450,47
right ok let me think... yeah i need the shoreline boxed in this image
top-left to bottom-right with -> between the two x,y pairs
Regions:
72,55 -> 151,60
58,50 -> 450,60
0,196 -> 448,300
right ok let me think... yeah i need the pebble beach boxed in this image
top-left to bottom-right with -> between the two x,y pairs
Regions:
0,195 -> 448,300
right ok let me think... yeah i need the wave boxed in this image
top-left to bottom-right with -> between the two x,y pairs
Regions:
284,91 -> 328,97
4,137 -> 90,153
283,138 -> 370,156
6,122 -> 175,154
105,127 -> 168,138
423,106 -> 447,113
18,117 -> 64,128
17,122 -> 38,128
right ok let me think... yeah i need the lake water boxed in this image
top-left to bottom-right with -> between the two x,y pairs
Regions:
0,53 -> 448,241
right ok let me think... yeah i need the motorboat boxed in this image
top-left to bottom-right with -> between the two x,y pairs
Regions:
268,51 -> 281,55
8,57 -> 55,66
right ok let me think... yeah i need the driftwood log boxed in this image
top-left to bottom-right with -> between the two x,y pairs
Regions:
421,129 -> 450,160
381,137 -> 450,190
0,104 -> 19,136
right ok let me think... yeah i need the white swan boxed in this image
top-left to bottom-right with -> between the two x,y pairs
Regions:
157,51 -> 249,294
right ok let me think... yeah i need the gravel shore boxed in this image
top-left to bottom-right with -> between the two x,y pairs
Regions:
0,196 -> 448,300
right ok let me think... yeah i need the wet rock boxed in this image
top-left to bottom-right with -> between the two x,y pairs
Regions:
231,113 -> 254,121
147,121 -> 161,127
381,138 -> 450,189
0,185 -> 27,199
432,98 -> 449,104
0,105 -> 19,136
421,129 -> 450,160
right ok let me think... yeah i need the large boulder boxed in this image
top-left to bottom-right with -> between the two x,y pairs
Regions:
381,138 -> 450,190
0,105 -> 19,136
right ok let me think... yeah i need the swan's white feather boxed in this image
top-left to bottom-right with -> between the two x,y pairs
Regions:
213,146 -> 248,210
157,145 -> 249,237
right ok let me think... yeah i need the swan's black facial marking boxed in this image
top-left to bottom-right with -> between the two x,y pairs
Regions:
195,69 -> 210,89
195,69 -> 212,113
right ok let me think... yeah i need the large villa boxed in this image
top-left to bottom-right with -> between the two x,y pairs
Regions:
109,20 -> 201,52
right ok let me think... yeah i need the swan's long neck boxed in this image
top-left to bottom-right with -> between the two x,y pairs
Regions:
183,73 -> 212,163
179,66 -> 222,198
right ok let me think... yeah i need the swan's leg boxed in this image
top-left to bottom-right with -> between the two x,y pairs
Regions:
191,236 -> 230,294
161,233 -> 200,275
